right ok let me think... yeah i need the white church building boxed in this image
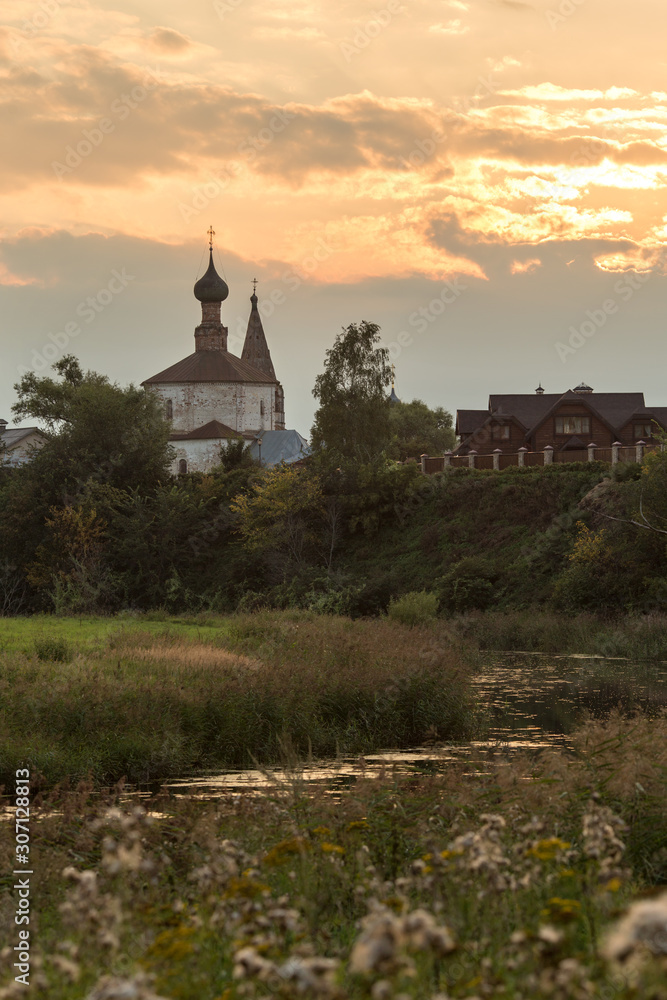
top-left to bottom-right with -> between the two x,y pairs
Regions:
142,244 -> 308,474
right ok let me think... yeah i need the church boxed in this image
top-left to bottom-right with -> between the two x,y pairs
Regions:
142,235 -> 308,473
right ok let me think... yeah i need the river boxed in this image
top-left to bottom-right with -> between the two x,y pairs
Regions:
158,652 -> 667,798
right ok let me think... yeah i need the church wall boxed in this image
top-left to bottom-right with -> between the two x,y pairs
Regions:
171,438 -> 235,475
150,382 -> 276,434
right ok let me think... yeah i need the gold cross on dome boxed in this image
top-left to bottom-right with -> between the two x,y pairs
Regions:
207,225 -> 215,249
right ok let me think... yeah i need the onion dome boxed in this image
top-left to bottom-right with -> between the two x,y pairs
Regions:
194,249 -> 229,303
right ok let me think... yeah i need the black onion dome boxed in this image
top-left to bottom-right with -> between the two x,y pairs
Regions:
194,250 -> 229,302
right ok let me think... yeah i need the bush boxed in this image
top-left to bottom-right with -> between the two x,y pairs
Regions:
34,636 -> 71,662
436,557 -> 497,613
387,590 -> 438,627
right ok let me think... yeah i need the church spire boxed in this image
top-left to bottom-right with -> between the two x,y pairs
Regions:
241,280 -> 276,379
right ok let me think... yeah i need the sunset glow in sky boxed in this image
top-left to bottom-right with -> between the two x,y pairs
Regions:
3,0 -> 667,433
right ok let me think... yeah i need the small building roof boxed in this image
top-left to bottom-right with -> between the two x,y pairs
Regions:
170,419 -> 239,441
248,429 -> 310,466
0,426 -> 45,448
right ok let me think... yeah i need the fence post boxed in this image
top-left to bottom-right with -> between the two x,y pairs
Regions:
635,440 -> 645,463
587,442 -> 596,463
420,453 -> 428,473
518,446 -> 528,468
468,450 -> 477,469
543,445 -> 554,466
493,448 -> 502,470
612,441 -> 621,465
444,451 -> 452,467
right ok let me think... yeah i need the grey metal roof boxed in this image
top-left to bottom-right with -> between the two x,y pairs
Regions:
0,427 -> 44,448
248,430 -> 310,466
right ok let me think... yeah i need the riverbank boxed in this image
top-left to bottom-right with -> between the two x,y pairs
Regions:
1,711 -> 666,998
452,609 -> 667,659
0,612 -> 477,788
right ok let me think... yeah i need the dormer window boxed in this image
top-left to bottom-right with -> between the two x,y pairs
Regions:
555,416 -> 590,435
491,424 -> 510,440
634,422 -> 653,439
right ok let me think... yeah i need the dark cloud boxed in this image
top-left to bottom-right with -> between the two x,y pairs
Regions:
147,27 -> 192,54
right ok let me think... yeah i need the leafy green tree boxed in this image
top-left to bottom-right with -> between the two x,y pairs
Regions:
388,399 -> 455,460
231,465 -> 326,571
218,437 -> 256,473
12,355 -> 173,495
311,321 -> 393,462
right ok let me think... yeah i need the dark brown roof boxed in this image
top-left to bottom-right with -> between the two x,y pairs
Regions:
488,392 -> 646,434
170,419 -> 239,441
143,350 -> 277,385
456,409 -> 490,434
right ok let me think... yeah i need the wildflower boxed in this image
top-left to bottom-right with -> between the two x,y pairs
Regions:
321,843 -> 345,855
347,819 -> 369,832
86,973 -> 168,999
582,801 -> 627,883
350,910 -> 404,975
602,890 -> 667,961
51,955 -> 80,982
541,898 -> 582,923
527,838 -> 571,861
538,924 -> 564,946
233,946 -> 277,981
278,956 -> 339,993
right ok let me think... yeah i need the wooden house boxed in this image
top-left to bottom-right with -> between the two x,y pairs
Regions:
455,384 -> 667,456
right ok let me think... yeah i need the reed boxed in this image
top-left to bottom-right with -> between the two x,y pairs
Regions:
0,612 -> 477,787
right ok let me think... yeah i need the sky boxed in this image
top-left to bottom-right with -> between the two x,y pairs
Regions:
2,0 -> 667,436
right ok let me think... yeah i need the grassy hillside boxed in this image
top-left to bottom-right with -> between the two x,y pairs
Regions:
335,463 -> 621,614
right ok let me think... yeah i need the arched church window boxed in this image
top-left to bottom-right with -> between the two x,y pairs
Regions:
165,399 -> 173,420
178,459 -> 187,475
260,399 -> 265,416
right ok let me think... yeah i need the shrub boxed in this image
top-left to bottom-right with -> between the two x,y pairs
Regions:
387,590 -> 438,627
436,557 -> 497,613
34,635 -> 71,662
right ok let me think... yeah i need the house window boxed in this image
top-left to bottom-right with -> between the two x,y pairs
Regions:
260,399 -> 265,416
555,416 -> 590,435
491,424 -> 510,440
165,399 -> 173,420
178,459 -> 187,475
634,422 -> 653,439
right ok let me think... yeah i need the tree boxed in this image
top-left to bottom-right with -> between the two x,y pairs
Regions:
388,399 -> 455,461
311,321 -> 393,462
231,465 -> 326,571
12,355 -> 173,495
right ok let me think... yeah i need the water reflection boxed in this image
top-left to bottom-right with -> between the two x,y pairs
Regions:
160,652 -> 667,798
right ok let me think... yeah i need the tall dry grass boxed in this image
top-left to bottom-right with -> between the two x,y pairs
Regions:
0,613 -> 477,786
